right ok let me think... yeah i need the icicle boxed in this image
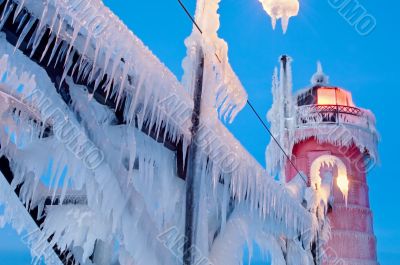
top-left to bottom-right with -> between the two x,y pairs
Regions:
49,15 -> 64,64
13,0 -> 25,24
29,25 -> 48,58
63,25 -> 80,68
16,12 -> 28,33
89,44 -> 101,82
116,62 -> 130,108
0,1 -> 14,31
47,9 -> 59,35
77,34 -> 92,75
60,50 -> 74,86
54,41 -> 68,68
0,0 -> 10,21
14,18 -> 35,52
47,38 -> 62,67
39,34 -> 55,63
259,0 -> 299,33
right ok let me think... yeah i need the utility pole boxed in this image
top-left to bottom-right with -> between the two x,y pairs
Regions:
183,46 -> 205,265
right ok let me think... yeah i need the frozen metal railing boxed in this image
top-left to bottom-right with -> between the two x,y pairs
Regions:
297,104 -> 376,132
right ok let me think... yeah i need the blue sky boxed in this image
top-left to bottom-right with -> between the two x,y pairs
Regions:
1,0 -> 399,264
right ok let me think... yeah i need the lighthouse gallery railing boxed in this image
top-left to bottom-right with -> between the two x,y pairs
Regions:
296,104 -> 376,132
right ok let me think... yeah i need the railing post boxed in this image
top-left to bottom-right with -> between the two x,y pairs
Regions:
183,46 -> 205,265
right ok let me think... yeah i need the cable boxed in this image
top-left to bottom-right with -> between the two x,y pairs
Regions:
246,100 -> 307,184
178,0 -> 202,34
177,0 -> 308,184
177,0 -> 222,63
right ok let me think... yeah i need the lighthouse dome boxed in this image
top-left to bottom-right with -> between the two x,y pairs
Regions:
297,62 -> 355,107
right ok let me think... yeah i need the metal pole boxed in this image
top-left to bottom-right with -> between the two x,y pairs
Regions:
183,46 -> 205,265
335,87 -> 340,124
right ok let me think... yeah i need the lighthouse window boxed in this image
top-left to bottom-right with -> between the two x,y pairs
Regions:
317,88 -> 336,105
336,90 -> 348,105
317,88 -> 355,106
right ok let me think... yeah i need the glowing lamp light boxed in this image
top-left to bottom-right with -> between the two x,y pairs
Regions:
337,174 -> 349,205
258,0 -> 300,33
317,87 -> 356,106
317,88 -> 337,105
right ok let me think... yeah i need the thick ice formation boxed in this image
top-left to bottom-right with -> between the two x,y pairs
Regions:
266,57 -> 295,180
41,205 -> 113,264
209,204 -> 317,265
0,172 -> 63,265
259,0 -> 300,33
6,0 -> 194,147
0,40 -> 317,264
182,0 -> 248,123
310,155 -> 349,206
311,62 -> 330,86
0,1 -> 326,264
0,40 -> 178,264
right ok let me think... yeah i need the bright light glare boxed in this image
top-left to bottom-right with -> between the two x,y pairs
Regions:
337,174 -> 349,205
258,0 -> 299,33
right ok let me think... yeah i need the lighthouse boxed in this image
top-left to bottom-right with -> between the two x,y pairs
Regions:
283,62 -> 380,265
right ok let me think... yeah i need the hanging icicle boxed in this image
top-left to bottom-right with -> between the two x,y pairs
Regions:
259,0 -> 300,33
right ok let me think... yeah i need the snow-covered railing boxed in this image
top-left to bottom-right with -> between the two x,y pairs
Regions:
297,104 -> 377,133
295,104 -> 379,161
2,0 -> 193,146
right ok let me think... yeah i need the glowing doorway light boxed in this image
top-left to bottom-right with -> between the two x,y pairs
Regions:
258,0 -> 300,33
311,155 -> 350,206
337,174 -> 349,205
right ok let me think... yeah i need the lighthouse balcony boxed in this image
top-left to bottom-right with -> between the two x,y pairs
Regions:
296,104 -> 376,133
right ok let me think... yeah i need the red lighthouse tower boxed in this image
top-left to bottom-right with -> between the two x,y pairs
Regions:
284,63 -> 380,265
266,57 -> 379,264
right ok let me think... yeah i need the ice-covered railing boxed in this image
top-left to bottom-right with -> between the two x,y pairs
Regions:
67,63 -> 316,240
68,77 -> 318,259
0,45 -> 317,263
3,0 -> 193,147
296,104 -> 377,133
295,104 -> 379,160
2,0 -> 315,233
0,40 -> 179,264
5,0 -> 246,142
